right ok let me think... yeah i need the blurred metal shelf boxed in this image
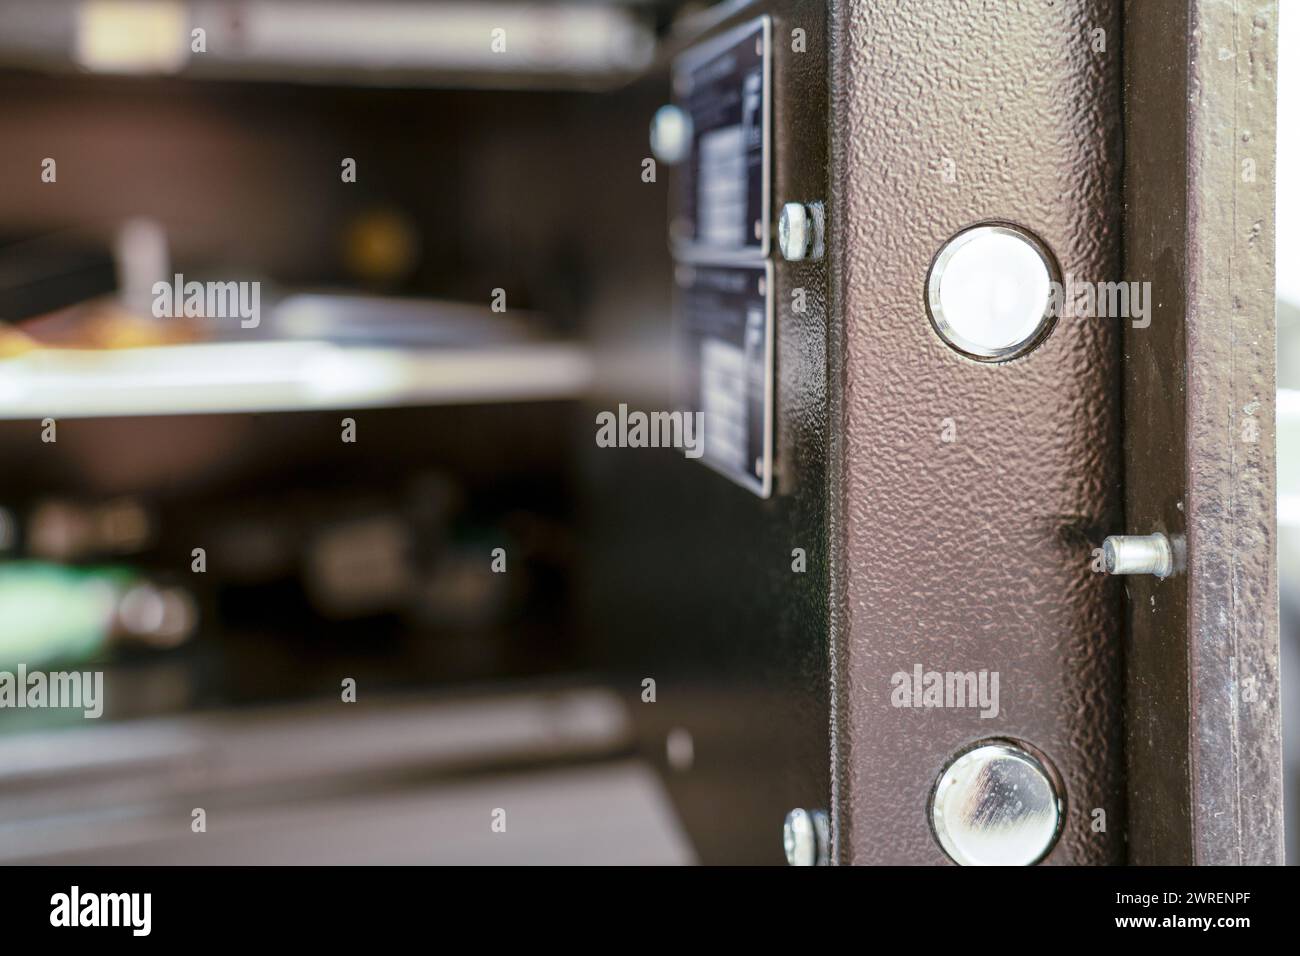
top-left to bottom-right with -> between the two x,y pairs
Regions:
0,339 -> 593,419
8,760 -> 694,866
0,685 -> 697,864
0,0 -> 662,91
0,292 -> 594,418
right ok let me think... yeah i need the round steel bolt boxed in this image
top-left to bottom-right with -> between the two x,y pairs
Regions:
778,201 -> 825,262
930,741 -> 1063,866
649,104 -> 692,165
1102,533 -> 1174,578
783,807 -> 829,866
925,222 -> 1059,362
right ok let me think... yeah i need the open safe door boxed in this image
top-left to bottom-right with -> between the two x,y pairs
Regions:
0,0 -> 1285,874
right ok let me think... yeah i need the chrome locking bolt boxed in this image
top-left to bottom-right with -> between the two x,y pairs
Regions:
1102,532 -> 1174,578
931,741 -> 1063,866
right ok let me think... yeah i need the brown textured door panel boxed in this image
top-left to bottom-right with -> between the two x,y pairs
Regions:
827,0 -> 1126,864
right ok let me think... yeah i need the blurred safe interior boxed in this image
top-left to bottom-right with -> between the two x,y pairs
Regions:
0,0 -> 831,864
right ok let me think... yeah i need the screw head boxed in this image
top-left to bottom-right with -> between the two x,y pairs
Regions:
778,203 -> 810,261
783,808 -> 814,865
778,202 -> 825,262
665,726 -> 694,771
649,104 -> 692,165
782,807 -> 828,865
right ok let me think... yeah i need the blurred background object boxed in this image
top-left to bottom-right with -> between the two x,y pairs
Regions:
0,560 -> 196,670
0,0 -> 741,865
1275,0 -> 1299,866
2,0 -> 659,86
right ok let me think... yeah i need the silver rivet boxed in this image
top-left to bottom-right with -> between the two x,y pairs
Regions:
783,808 -> 829,866
925,223 -> 1059,361
649,104 -> 692,165
778,201 -> 825,262
1102,533 -> 1174,577
665,726 -> 694,771
930,741 -> 1063,866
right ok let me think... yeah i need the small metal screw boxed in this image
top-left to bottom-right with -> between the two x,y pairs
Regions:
1102,533 -> 1174,578
783,808 -> 829,866
649,104 -> 692,165
665,726 -> 694,771
778,201 -> 825,262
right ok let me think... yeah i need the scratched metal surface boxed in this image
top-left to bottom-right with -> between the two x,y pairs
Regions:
1123,0 -> 1282,864
827,0 -> 1125,864
1183,0 -> 1282,866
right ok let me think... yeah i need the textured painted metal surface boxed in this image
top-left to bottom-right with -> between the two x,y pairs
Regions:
1123,0 -> 1282,864
828,0 -> 1125,864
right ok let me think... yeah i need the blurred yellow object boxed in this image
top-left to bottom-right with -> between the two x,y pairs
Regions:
75,0 -> 189,74
81,311 -> 190,349
343,208 -> 419,284
0,325 -> 39,358
9,300 -> 203,352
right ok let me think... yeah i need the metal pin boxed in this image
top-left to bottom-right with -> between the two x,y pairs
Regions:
1102,533 -> 1174,578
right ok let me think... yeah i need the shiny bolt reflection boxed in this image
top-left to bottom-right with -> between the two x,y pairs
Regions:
930,741 -> 1063,866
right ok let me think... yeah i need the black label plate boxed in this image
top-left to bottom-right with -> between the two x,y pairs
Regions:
675,261 -> 773,497
670,16 -> 770,260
